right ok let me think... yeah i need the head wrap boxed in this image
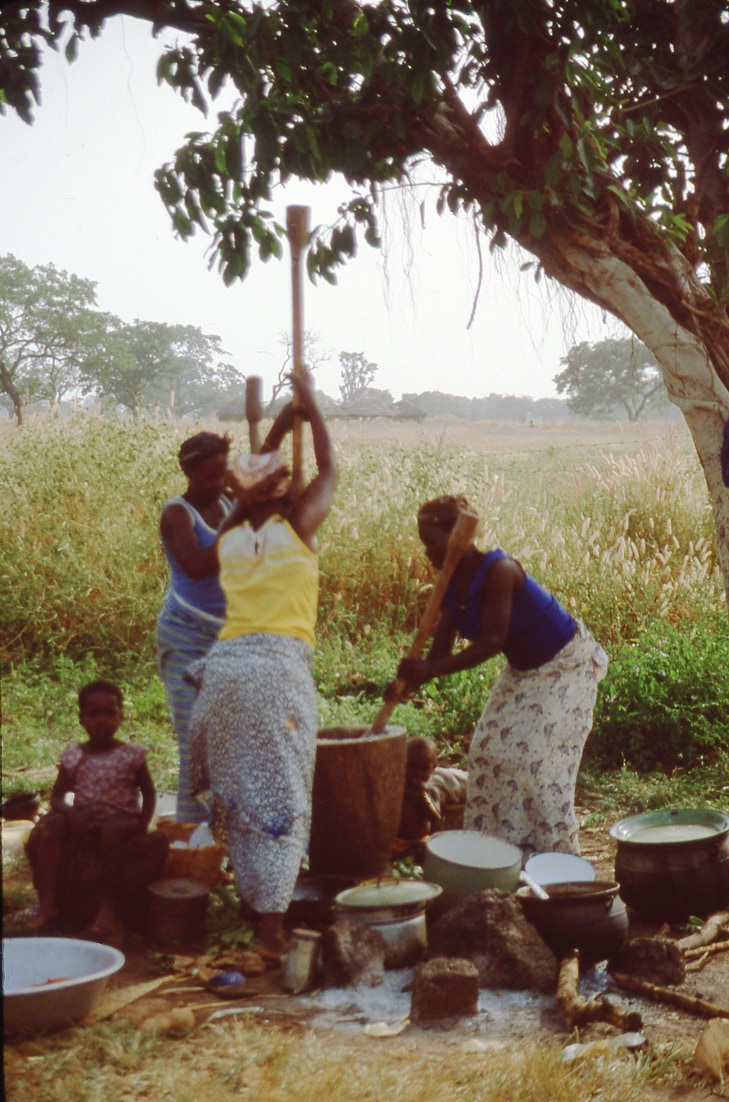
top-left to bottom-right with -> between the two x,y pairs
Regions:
178,432 -> 231,472
417,494 -> 474,532
229,450 -> 290,497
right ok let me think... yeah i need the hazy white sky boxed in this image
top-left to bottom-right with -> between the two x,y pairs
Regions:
1,14 -> 620,402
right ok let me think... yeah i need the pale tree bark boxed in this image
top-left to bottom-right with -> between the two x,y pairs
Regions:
544,238 -> 729,607
0,360 -> 24,425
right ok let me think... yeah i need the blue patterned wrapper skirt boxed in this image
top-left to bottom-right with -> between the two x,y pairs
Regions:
156,596 -> 222,823
188,633 -> 317,914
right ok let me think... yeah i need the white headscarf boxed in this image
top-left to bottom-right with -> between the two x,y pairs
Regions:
228,450 -> 290,497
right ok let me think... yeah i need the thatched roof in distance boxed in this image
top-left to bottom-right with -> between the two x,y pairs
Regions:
393,398 -> 426,421
263,391 -> 341,418
315,393 -> 342,414
340,394 -> 395,418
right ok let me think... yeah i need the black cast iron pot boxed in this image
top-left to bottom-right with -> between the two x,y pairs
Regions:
610,808 -> 729,923
517,880 -> 628,968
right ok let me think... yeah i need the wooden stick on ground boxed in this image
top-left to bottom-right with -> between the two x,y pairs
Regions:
677,910 -> 729,953
557,953 -> 643,1032
684,939 -> 729,972
684,938 -> 729,959
610,972 -> 729,1020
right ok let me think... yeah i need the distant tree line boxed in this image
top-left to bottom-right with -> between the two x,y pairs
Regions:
0,254 -> 243,423
1,255 -> 679,426
401,391 -> 568,422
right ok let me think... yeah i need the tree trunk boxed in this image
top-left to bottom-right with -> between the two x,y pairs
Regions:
0,361 -> 24,425
540,238 -> 729,607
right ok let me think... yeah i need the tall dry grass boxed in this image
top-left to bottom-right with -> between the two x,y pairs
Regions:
321,419 -> 722,650
1,411 -> 726,775
1,413 -> 720,668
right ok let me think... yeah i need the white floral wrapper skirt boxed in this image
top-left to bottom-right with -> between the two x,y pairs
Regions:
464,620 -> 608,854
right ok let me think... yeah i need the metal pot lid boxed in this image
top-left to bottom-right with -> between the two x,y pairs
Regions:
609,807 -> 729,844
334,877 -> 442,910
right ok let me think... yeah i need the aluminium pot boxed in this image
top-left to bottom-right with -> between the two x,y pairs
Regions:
334,877 -> 442,921
610,807 -> 729,922
332,878 -> 442,968
517,880 -> 628,968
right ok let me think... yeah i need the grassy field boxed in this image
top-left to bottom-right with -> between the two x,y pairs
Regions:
1,411 -> 728,799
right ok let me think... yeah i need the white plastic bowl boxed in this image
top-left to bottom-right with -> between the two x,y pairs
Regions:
524,852 -> 596,887
3,937 -> 125,1037
423,830 -> 523,917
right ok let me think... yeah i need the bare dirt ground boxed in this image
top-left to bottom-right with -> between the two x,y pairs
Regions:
4,810 -> 728,1092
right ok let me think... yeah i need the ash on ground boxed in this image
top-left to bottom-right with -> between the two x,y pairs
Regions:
293,967 -> 561,1040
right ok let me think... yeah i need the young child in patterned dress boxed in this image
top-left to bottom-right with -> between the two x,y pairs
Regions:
393,738 -> 442,862
26,680 -> 168,940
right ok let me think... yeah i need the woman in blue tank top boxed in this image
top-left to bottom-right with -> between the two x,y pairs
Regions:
393,495 -> 608,855
157,431 -> 234,822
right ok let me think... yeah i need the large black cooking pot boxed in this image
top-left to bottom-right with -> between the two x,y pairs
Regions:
610,808 -> 729,922
517,880 -> 628,968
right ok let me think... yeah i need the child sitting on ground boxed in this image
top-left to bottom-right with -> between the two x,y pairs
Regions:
26,679 -> 169,942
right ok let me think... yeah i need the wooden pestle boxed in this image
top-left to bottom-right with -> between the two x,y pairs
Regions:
370,509 -> 479,734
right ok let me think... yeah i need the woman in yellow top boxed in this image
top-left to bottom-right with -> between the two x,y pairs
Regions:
189,373 -> 337,960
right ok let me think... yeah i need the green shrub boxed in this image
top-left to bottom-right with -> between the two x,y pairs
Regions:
587,619 -> 729,771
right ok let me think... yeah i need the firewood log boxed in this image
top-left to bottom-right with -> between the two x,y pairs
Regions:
684,938 -> 729,959
684,939 -> 729,971
557,954 -> 642,1031
677,911 -> 729,952
610,972 -> 729,1019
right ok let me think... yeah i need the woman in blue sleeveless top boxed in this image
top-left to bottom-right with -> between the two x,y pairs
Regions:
394,495 -> 608,855
157,431 -> 233,822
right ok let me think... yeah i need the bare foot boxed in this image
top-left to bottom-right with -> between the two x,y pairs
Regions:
257,941 -> 290,968
256,912 -> 289,966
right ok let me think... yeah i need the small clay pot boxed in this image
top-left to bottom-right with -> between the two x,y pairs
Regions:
1,792 -> 41,821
